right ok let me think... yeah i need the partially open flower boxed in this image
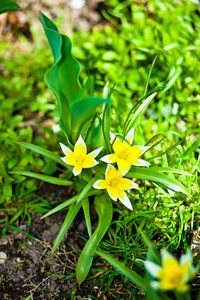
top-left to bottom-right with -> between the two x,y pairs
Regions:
101,127 -> 150,175
60,136 -> 103,176
93,164 -> 138,210
144,250 -> 197,292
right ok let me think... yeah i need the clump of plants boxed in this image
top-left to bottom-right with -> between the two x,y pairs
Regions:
10,11 -> 192,284
1,1 -> 199,299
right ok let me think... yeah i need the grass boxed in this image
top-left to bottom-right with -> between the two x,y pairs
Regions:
0,0 -> 200,299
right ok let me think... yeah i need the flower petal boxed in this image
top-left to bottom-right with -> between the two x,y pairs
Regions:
61,156 -> 72,166
107,185 -> 119,200
93,179 -> 107,190
101,154 -> 116,163
105,164 -> 118,181
118,191 -> 133,210
133,158 -> 151,167
117,158 -> 131,175
144,261 -> 162,278
74,143 -> 87,158
125,127 -> 134,145
60,142 -> 72,156
65,152 -> 77,166
112,139 -> 125,155
74,135 -> 87,157
89,146 -> 103,158
136,145 -> 151,155
127,146 -> 143,159
110,131 -> 116,143
161,250 -> 175,265
82,154 -> 97,168
117,178 -> 137,191
73,165 -> 82,176
107,153 -> 118,162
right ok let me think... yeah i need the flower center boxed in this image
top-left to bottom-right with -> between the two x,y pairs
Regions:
118,150 -> 128,159
75,154 -> 85,166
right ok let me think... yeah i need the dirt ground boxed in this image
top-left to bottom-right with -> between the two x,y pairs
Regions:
0,183 -> 102,300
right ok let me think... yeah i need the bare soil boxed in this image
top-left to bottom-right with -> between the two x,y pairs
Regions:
0,183 -> 101,300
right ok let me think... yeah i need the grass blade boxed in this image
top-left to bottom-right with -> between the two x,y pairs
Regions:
94,249 -> 148,291
9,171 -> 72,186
52,202 -> 82,252
76,194 -> 113,285
81,198 -> 91,237
127,167 -> 190,195
14,141 -> 70,169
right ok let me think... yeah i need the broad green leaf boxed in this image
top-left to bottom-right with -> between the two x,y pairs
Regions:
14,141 -> 71,169
41,190 -> 101,219
0,0 -> 20,14
76,193 -> 113,284
126,92 -> 157,132
9,170 -> 72,186
94,250 -> 148,291
70,96 -> 111,141
52,202 -> 82,252
81,198 -> 91,237
0,161 -> 7,176
127,167 -> 190,195
77,174 -> 102,203
3,183 -> 12,198
148,167 -> 192,177
39,13 -> 82,139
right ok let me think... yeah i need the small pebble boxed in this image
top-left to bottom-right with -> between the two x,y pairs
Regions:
0,252 -> 7,264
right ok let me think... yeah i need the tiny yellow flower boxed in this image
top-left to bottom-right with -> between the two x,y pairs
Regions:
60,136 -> 103,176
144,250 -> 197,292
101,127 -> 150,175
93,164 -> 138,210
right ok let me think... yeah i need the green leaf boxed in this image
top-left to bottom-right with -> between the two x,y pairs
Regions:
41,190 -> 101,219
14,141 -> 71,169
77,174 -> 102,203
144,54 -> 159,96
102,82 -> 111,152
127,167 -> 190,195
149,138 -> 185,160
94,249 -> 148,291
81,198 -> 91,237
147,167 -> 192,177
160,67 -> 182,96
0,161 -> 7,176
70,96 -> 111,141
182,136 -> 200,158
9,171 -> 72,186
7,225 -> 37,241
39,13 -> 82,138
76,193 -> 113,284
0,0 -> 20,14
52,202 -> 82,252
126,92 -> 157,132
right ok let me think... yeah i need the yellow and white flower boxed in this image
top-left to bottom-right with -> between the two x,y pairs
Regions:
101,127 -> 150,175
60,136 -> 103,176
93,164 -> 138,210
144,250 -> 197,292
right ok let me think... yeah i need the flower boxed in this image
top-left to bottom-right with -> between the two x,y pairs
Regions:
144,250 -> 197,292
93,164 -> 138,210
60,136 -> 103,176
101,127 -> 150,175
